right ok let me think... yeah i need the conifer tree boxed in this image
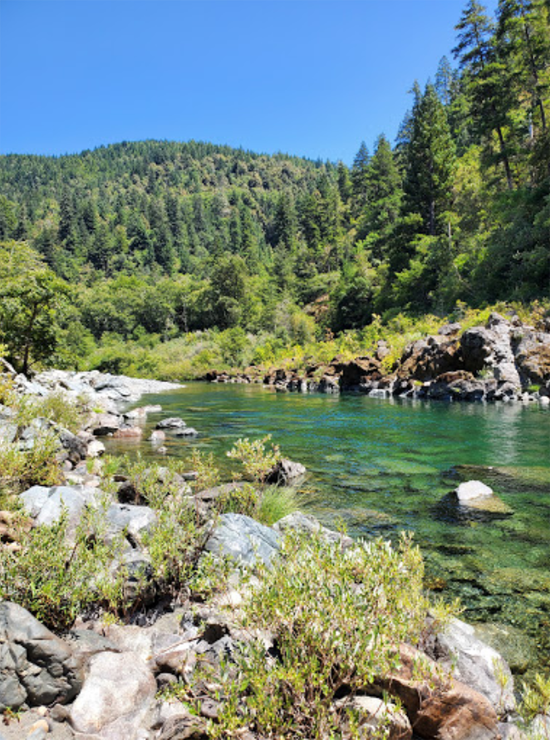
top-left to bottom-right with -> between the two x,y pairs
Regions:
403,84 -> 456,236
453,0 -> 516,189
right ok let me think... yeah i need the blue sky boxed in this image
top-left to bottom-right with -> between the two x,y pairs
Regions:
0,0 -> 498,164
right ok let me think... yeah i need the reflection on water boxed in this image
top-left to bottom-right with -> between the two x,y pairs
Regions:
106,382 -> 550,674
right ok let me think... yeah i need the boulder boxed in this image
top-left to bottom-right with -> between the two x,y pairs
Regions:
105,503 -> 157,544
113,426 -> 143,439
20,485 -> 100,539
397,335 -> 461,382
0,602 -> 83,712
69,651 -> 156,739
377,643 -> 499,740
173,427 -> 198,436
87,439 -> 106,458
156,417 -> 186,430
89,413 -> 122,436
454,480 -> 493,502
265,458 -> 306,485
205,513 -> 281,568
427,617 -> 515,716
461,314 -> 522,391
338,695 -> 412,740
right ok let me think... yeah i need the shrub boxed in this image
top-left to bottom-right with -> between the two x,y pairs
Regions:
257,484 -> 302,526
226,435 -> 281,483
208,531 -> 431,739
0,501 -> 127,631
0,432 -> 62,495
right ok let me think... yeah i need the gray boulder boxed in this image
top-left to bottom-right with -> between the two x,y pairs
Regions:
105,503 -> 157,544
0,602 -> 83,712
205,513 -> 281,567
429,617 -> 515,716
69,651 -> 156,739
156,417 -> 186,430
20,485 -> 101,539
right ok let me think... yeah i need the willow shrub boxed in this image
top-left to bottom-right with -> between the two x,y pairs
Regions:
0,503 -> 127,631
211,531 -> 431,739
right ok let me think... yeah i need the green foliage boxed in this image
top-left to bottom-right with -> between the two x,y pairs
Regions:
0,432 -> 62,495
209,531 -> 430,739
226,435 -> 282,483
0,503 -> 127,631
0,242 -> 72,374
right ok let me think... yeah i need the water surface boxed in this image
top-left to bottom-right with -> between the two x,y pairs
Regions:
108,382 -> 550,671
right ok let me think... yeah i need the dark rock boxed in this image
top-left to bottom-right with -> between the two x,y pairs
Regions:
0,602 -> 83,711
265,458 -> 306,485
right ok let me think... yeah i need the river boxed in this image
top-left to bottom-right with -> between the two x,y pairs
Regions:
107,381 -> 550,674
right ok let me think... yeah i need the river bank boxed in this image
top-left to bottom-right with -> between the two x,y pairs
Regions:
0,366 -> 545,739
204,312 -> 550,406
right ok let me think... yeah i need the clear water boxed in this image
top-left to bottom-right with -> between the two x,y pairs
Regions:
107,382 -> 550,671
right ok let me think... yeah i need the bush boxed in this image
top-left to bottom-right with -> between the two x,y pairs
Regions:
0,501 -> 127,631
208,531 -> 432,739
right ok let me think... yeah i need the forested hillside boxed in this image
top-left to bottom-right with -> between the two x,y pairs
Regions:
0,0 -> 549,376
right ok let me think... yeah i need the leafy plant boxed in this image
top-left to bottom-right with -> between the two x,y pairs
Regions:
208,531 -> 431,739
226,435 -> 281,483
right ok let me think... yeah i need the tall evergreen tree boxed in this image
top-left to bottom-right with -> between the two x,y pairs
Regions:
453,0 -> 516,189
403,84 -> 456,236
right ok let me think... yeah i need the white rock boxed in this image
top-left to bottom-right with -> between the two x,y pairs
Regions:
455,480 -> 493,501
87,439 -> 106,458
70,651 -> 156,739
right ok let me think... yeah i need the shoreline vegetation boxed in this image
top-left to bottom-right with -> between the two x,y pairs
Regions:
0,366 -> 548,740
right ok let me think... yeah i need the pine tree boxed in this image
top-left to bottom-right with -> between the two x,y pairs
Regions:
351,142 -> 370,214
453,0 -> 516,189
357,135 -> 403,261
497,0 -> 550,135
403,84 -> 456,236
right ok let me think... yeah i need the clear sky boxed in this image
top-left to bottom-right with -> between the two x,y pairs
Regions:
0,0 -> 498,164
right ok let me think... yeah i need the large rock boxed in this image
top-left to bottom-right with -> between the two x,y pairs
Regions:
69,651 -> 156,739
513,327 -> 550,385
265,458 -> 306,485
454,480 -> 493,502
20,485 -> 101,538
205,513 -> 281,567
0,602 -> 83,711
376,643 -> 499,740
338,695 -> 412,740
428,617 -> 515,716
105,503 -> 157,544
461,314 -> 521,391
397,335 -> 462,382
156,417 -> 186,430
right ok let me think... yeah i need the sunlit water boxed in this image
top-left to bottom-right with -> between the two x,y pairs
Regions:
106,382 -> 550,672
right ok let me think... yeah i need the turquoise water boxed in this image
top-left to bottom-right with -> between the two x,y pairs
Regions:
109,382 -> 550,670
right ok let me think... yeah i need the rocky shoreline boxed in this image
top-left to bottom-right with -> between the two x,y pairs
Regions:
0,367 -> 546,739
205,313 -> 550,406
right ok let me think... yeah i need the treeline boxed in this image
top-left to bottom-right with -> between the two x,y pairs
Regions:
0,0 -> 549,374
